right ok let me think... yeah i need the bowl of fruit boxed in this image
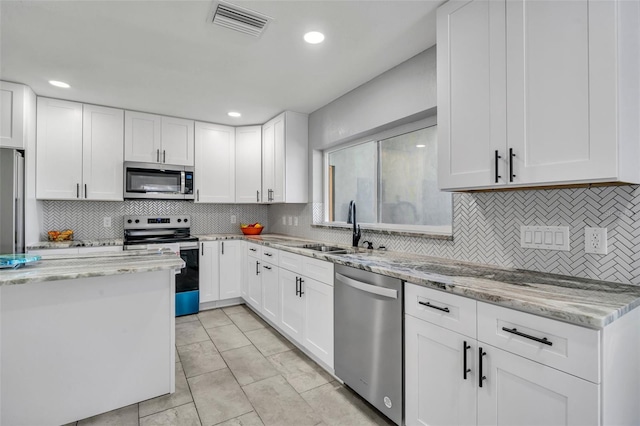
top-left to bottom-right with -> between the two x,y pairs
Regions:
240,223 -> 264,235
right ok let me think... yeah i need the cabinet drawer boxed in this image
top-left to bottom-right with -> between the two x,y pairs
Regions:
261,246 -> 279,264
247,243 -> 260,258
404,284 -> 476,339
302,256 -> 333,285
279,250 -> 303,273
477,302 -> 600,383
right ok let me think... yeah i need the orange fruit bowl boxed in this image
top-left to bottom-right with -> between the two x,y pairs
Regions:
241,226 -> 264,235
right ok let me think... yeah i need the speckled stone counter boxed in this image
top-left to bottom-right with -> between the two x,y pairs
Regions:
0,249 -> 184,286
26,238 -> 123,249
196,233 -> 640,329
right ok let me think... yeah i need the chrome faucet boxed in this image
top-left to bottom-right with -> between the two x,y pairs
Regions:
347,200 -> 361,247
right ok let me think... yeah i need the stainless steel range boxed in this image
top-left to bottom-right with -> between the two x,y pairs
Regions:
124,215 -> 199,316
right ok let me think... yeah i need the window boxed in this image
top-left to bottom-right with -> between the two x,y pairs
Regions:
325,124 -> 452,235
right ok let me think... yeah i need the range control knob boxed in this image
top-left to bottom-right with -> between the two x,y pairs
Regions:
135,219 -> 140,224
177,219 -> 182,223
184,218 -> 188,223
127,219 -> 132,224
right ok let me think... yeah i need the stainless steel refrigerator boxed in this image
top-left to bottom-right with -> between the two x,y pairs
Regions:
0,148 -> 25,254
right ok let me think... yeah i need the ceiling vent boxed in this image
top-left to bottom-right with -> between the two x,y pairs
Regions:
211,2 -> 272,38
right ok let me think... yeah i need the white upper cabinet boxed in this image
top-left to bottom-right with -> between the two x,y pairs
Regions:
124,111 -> 194,166
82,105 -> 124,201
438,0 -> 640,191
195,122 -> 235,203
262,111 -> 308,203
37,98 -> 124,200
0,81 -> 30,149
235,126 -> 262,203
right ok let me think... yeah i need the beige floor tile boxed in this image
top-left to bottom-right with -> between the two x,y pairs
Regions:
220,345 -> 279,386
140,402 -> 201,426
222,304 -> 249,315
301,382 -> 392,426
139,363 -> 193,418
267,349 -> 332,393
77,403 -> 139,426
188,368 -> 253,426
242,375 -> 321,426
177,340 -> 227,378
244,328 -> 294,357
175,320 -> 210,347
198,309 -> 233,328
176,314 -> 199,324
227,311 -> 266,332
206,324 -> 252,352
215,411 -> 264,426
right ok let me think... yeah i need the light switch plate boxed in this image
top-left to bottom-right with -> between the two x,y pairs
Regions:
230,215 -> 236,224
520,226 -> 570,251
103,217 -> 111,228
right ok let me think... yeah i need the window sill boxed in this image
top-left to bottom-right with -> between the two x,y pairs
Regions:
311,223 -> 454,241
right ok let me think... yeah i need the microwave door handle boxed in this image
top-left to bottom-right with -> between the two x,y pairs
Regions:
181,172 -> 186,195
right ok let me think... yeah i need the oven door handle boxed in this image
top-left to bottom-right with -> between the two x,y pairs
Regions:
335,273 -> 398,299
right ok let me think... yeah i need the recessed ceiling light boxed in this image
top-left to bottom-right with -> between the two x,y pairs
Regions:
416,144 -> 426,148
228,111 -> 241,118
49,80 -> 70,88
304,31 -> 325,44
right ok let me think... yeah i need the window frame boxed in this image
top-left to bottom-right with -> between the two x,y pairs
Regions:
322,116 -> 453,236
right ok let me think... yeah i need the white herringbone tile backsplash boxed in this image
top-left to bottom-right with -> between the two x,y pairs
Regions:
42,200 -> 269,240
269,186 -> 640,285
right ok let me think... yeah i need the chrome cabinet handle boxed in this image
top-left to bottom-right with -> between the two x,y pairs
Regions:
221,241 -> 224,255
256,261 -> 260,275
249,247 -> 257,252
509,148 -> 516,182
479,347 -> 487,388
494,150 -> 502,183
299,278 -> 304,297
418,300 -> 450,313
502,327 -> 552,346
295,277 -> 300,296
463,341 -> 471,380
163,150 -> 166,163
264,252 -> 272,257
157,149 -> 160,162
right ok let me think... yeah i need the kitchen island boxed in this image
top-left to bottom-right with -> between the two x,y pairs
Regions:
0,250 -> 184,426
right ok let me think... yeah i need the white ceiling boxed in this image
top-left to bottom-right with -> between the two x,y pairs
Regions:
0,0 -> 441,126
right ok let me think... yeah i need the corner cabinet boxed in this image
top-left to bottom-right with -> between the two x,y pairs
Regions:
36,98 -> 124,200
437,0 -> 640,191
194,122 -> 235,203
235,126 -> 262,203
405,283 -> 640,426
262,111 -> 308,203
124,111 -> 194,166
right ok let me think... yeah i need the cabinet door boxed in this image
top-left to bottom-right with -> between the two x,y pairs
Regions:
437,0 -> 506,190
405,315 -> 477,426
477,345 -> 599,426
247,255 -> 262,311
36,98 -> 83,200
235,126 -> 262,203
219,240 -> 242,300
161,116 -> 194,166
82,105 -> 124,201
124,111 -> 161,163
506,0 -> 617,185
278,269 -> 304,343
0,81 -> 24,149
302,278 -> 333,368
199,241 -> 220,303
195,122 -> 235,203
261,119 -> 275,202
261,261 -> 279,324
271,114 -> 286,203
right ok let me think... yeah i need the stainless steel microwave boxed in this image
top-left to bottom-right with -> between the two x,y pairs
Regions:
124,162 -> 194,200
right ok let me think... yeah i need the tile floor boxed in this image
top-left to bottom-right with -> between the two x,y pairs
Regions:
69,304 -> 394,426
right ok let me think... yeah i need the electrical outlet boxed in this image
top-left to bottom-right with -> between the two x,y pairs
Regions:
293,216 -> 298,226
585,227 -> 608,255
282,216 -> 287,225
230,215 -> 236,224
288,216 -> 293,226
103,217 -> 111,228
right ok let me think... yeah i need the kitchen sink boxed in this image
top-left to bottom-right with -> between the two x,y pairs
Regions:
302,244 -> 349,254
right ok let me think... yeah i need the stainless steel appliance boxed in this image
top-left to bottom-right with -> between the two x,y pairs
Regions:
334,264 -> 403,426
124,161 -> 194,200
124,215 -> 199,316
0,149 -> 25,254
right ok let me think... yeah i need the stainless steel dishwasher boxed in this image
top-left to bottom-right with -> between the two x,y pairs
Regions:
334,264 -> 403,426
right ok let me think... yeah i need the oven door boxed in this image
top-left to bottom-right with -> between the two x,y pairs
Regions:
124,162 -> 188,200
176,245 -> 199,316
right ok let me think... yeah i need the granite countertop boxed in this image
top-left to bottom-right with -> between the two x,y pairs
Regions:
27,238 -> 124,249
0,249 -> 184,286
196,233 -> 640,329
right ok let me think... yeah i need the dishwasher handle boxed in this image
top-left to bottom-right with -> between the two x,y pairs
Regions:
335,273 -> 398,299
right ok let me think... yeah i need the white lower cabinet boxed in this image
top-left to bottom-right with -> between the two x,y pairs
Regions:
278,269 -> 304,342
200,240 -> 243,304
404,283 -> 612,426
246,246 -> 262,310
260,259 -> 279,324
199,241 -> 220,303
301,277 -> 333,368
